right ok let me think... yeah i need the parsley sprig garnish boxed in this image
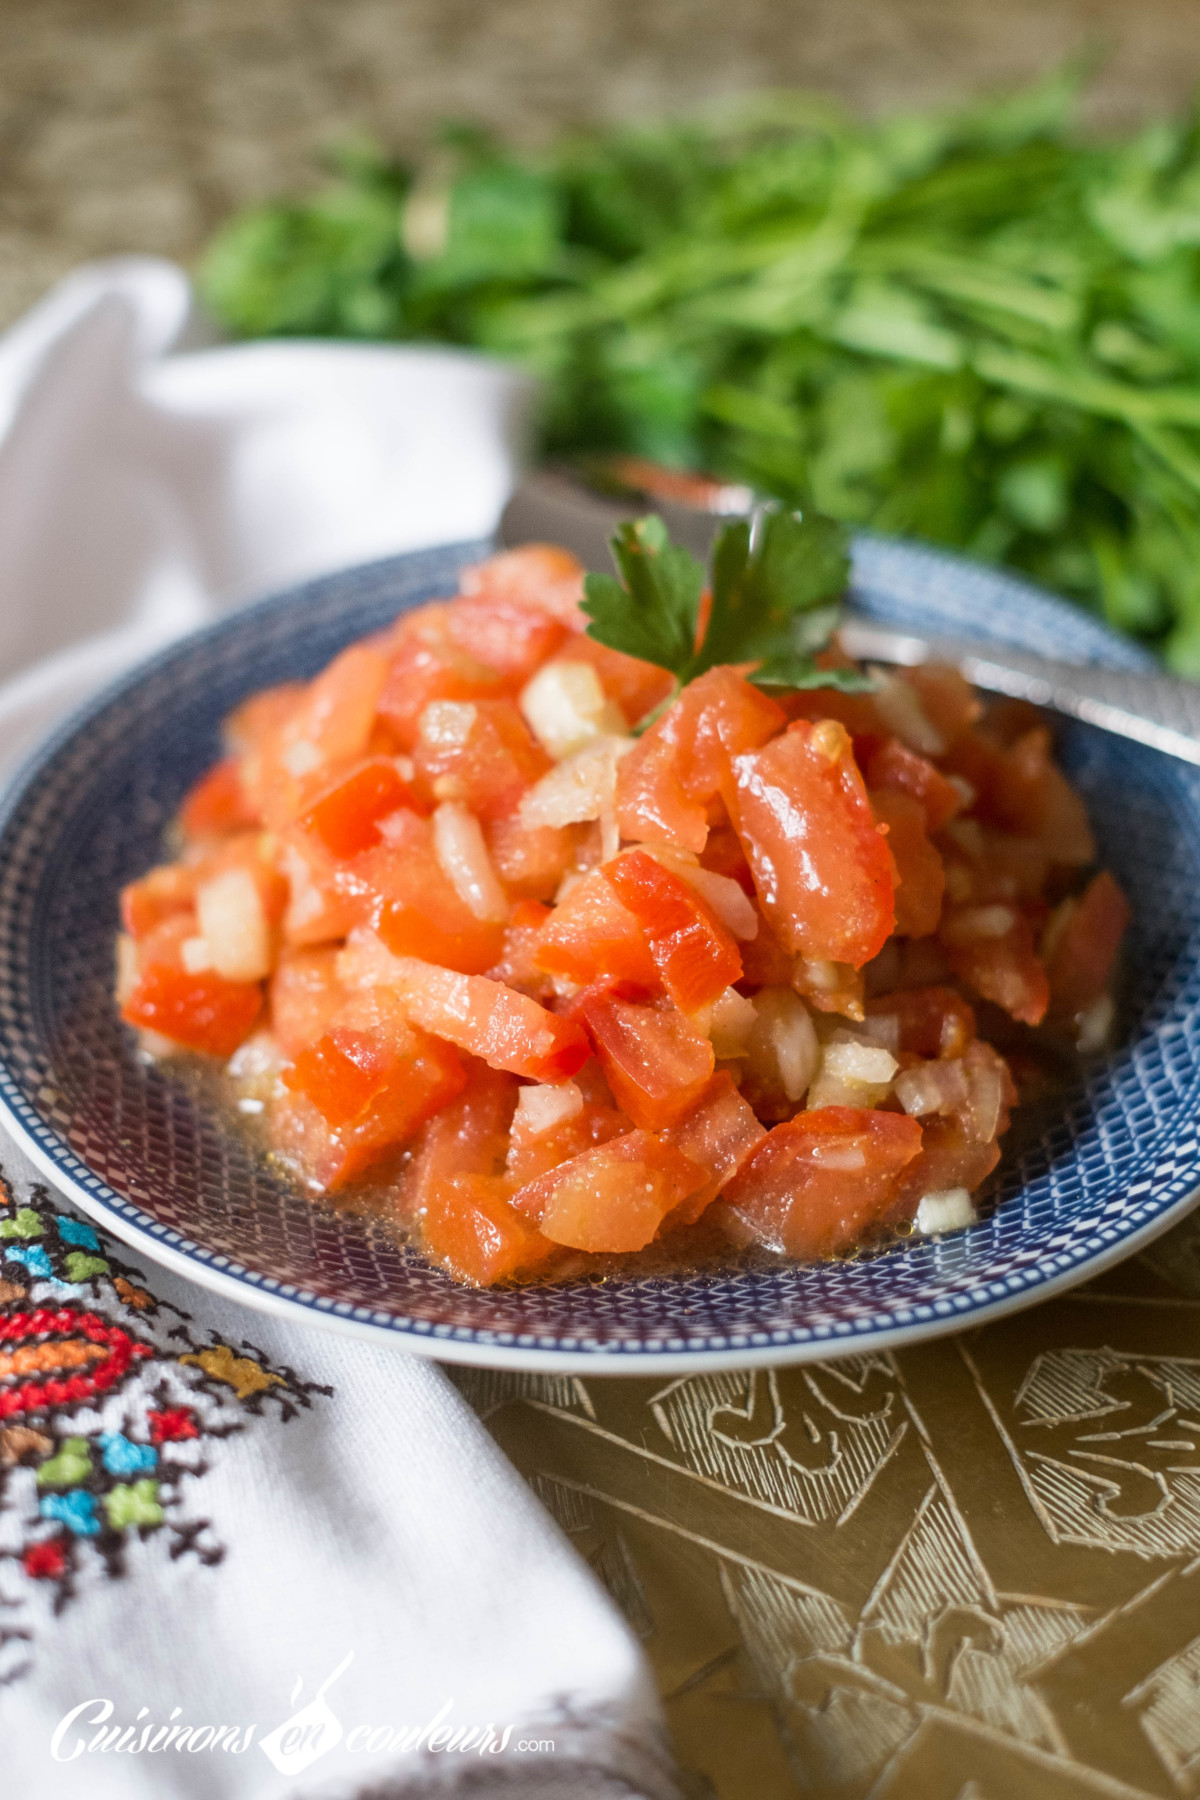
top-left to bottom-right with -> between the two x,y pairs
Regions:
581,505 -> 872,720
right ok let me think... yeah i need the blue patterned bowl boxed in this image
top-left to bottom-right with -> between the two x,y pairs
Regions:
0,536 -> 1195,1371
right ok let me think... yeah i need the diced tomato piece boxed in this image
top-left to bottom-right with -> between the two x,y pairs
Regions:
485,812 -> 579,902
513,1129 -> 708,1252
268,1090 -> 374,1191
1043,870 -> 1130,1025
400,1060 -> 519,1222
943,724 -> 1094,866
662,1073 -> 767,1224
365,953 -> 589,1082
353,810 -> 506,974
270,947 -> 346,1059
421,1174 -> 558,1285
616,729 -> 708,854
990,727 -> 1095,865
606,849 -> 742,1012
296,757 -> 418,858
442,592 -> 567,684
737,911 -> 796,987
730,718 -> 897,968
485,901 -> 557,1000
940,904 -> 1049,1026
574,988 -> 714,1130
376,603 -> 507,751
413,698 -> 550,819
564,634 -> 675,729
225,681 -> 306,753
459,544 -> 586,628
941,827 -> 1049,908
616,668 -> 785,853
783,687 -> 893,762
865,986 -> 975,1059
897,1116 -> 1002,1209
722,1107 -> 923,1258
280,988 -> 465,1188
865,738 -> 962,833
535,867 -> 660,990
179,758 -> 257,839
700,822 -> 755,893
903,664 -> 981,743
870,789 -> 944,939
277,826 -> 370,948
122,961 -> 262,1057
120,864 -> 197,939
297,643 -> 391,766
237,645 -> 391,834
506,1085 -> 630,1189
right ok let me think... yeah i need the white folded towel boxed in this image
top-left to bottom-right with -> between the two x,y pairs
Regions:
0,258 -> 678,1800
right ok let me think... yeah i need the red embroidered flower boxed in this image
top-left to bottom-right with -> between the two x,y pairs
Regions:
148,1406 -> 198,1444
23,1538 -> 67,1579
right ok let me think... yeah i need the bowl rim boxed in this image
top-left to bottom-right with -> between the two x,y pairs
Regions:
0,530 -> 1195,1373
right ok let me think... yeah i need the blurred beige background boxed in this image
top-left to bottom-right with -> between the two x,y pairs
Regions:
3,0 -> 1200,327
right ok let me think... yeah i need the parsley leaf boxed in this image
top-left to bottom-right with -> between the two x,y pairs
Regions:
581,504 -> 872,709
579,516 -> 703,672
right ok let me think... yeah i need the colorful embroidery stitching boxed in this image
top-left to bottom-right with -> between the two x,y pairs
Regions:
0,1167 -> 331,1684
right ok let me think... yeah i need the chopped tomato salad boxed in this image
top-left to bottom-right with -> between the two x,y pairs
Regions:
116,541 -> 1128,1286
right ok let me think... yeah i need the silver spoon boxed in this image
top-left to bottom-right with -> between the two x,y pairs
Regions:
501,470 -> 1200,767
837,616 -> 1200,769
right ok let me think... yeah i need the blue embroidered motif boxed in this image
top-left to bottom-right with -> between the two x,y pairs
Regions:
40,1492 -> 100,1537
98,1433 -> 158,1478
4,1244 -> 52,1277
55,1216 -> 100,1250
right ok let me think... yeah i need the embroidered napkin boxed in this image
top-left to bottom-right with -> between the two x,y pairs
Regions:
0,259 -> 679,1800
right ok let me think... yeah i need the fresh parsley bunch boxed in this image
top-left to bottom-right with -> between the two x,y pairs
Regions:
202,67 -> 1200,673
582,507 -> 869,710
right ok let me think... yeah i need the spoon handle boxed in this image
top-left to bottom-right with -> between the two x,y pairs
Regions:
840,617 -> 1200,768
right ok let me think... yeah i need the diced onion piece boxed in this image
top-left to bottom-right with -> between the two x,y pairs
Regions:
641,843 -> 759,940
513,1081 -> 584,1138
806,1034 -> 897,1110
870,670 -> 945,756
963,1045 -> 1004,1143
519,735 -> 632,830
336,926 -> 399,991
941,905 -> 1017,944
196,866 -> 271,982
419,700 -> 477,750
228,1029 -> 282,1082
825,1041 -> 899,1085
915,1188 -> 977,1235
281,737 -> 322,776
894,1058 -> 969,1118
1077,992 -> 1115,1053
710,987 -> 757,1060
747,988 -> 819,1103
181,934 -> 214,974
432,802 -> 509,923
519,660 -> 627,760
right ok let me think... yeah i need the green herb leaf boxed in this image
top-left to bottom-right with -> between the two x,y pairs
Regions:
581,516 -> 705,673
582,505 -> 866,699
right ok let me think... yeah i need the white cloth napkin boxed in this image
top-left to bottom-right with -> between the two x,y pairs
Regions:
0,260 -> 678,1800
